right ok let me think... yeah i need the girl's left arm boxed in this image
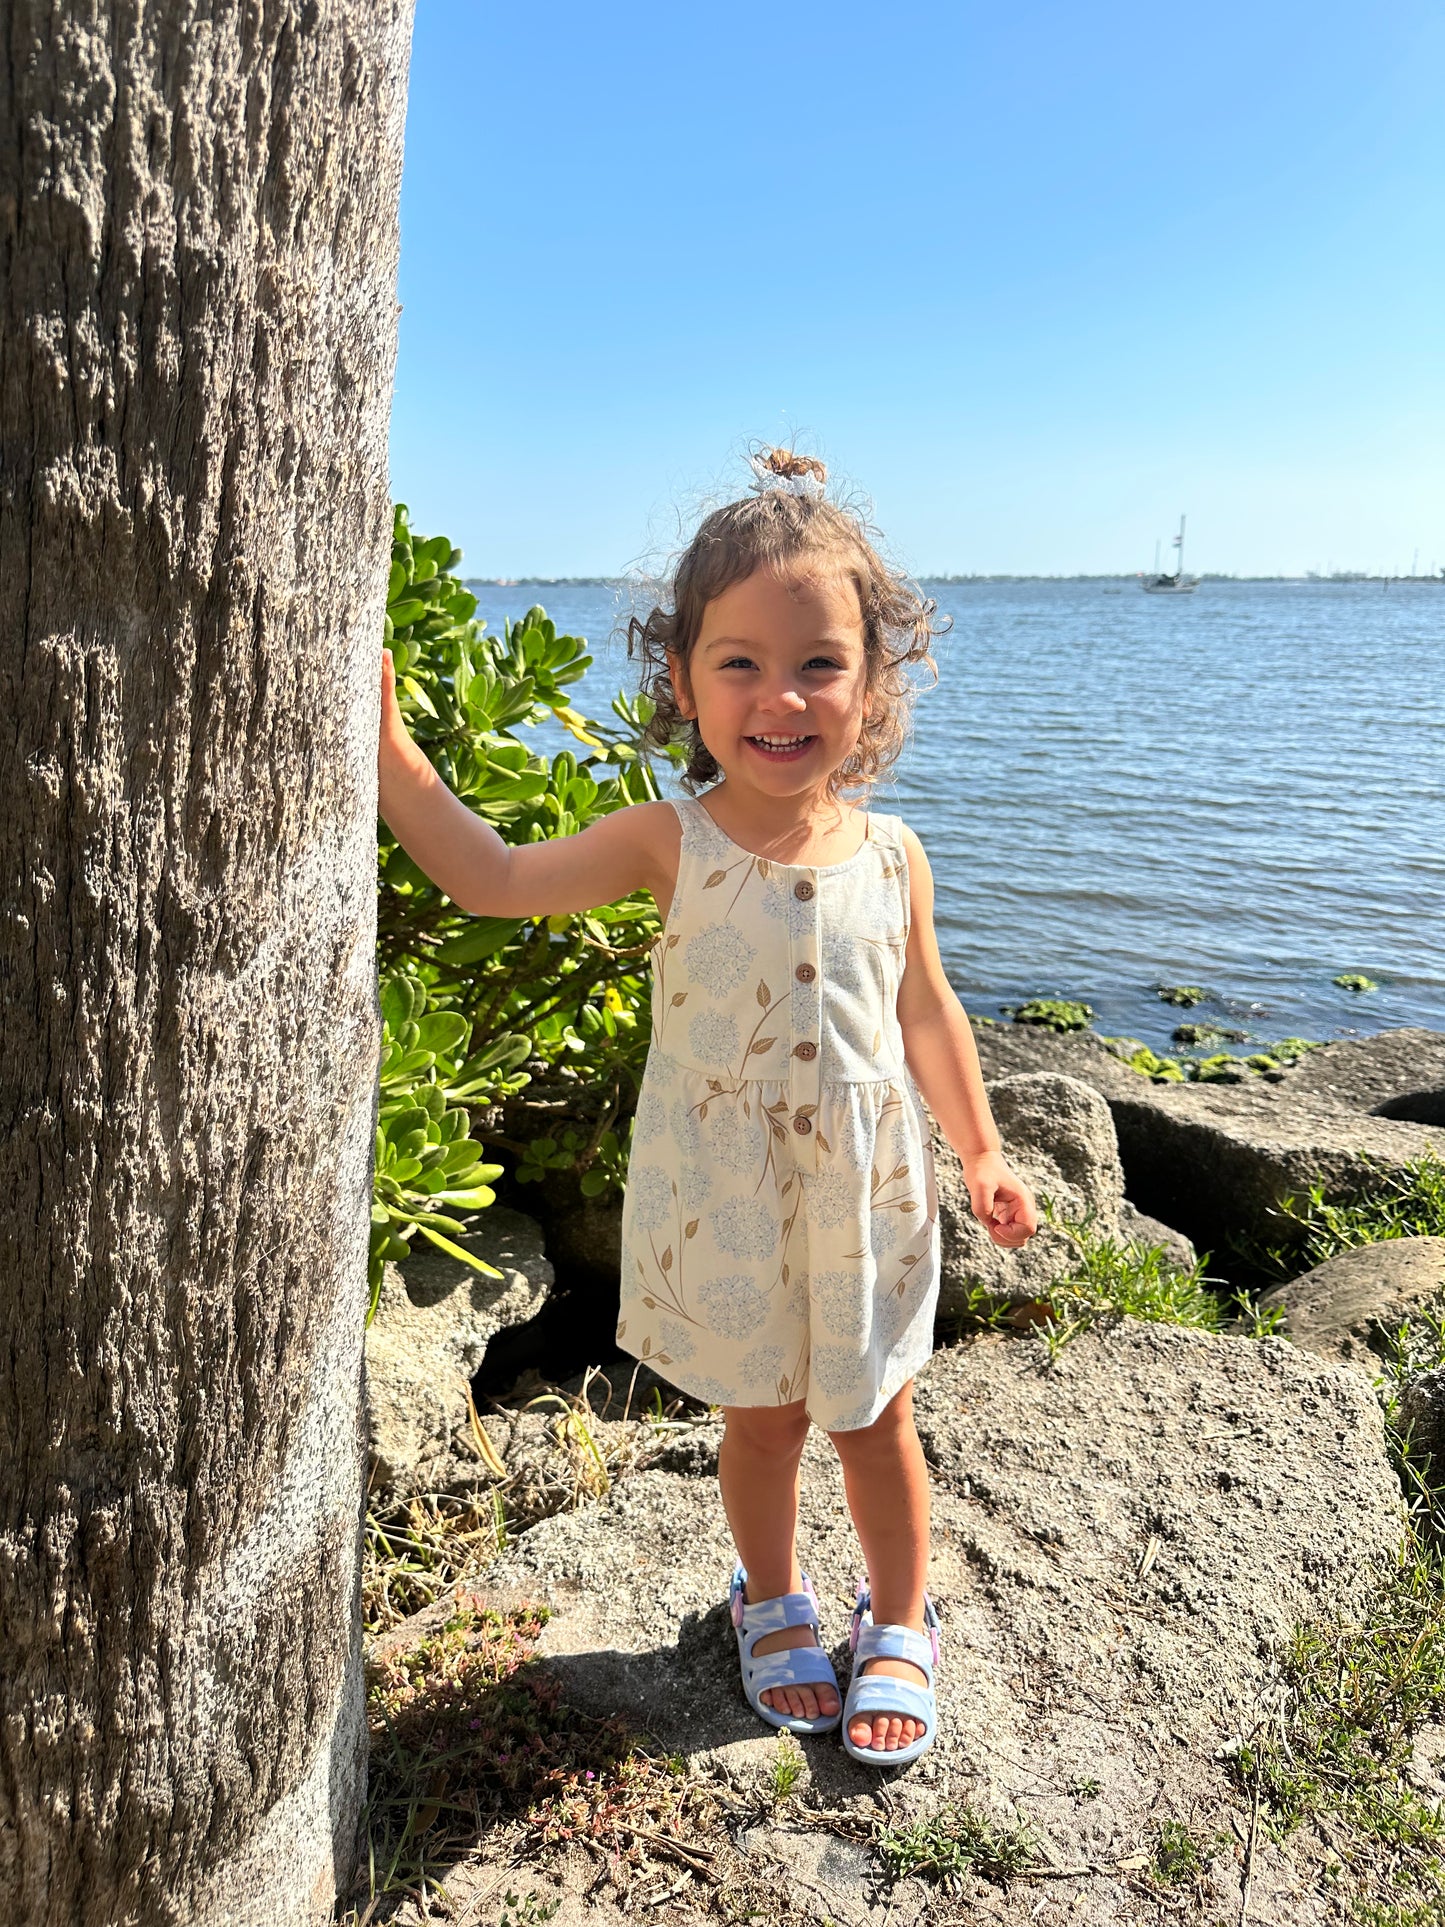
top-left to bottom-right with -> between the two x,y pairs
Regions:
895,825 -> 1039,1248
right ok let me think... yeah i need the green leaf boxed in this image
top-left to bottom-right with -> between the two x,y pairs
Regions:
434,918 -> 523,967
414,1223 -> 505,1276
416,1011 -> 470,1055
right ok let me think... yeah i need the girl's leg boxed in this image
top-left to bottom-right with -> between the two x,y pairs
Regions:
719,1401 -> 839,1722
827,1378 -> 932,1753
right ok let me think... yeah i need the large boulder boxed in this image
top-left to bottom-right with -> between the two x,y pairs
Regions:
364,1205 -> 552,1494
972,1027 -> 1445,1272
1255,1237 -> 1445,1366
933,1072 -> 1137,1320
476,1319 -> 1404,1925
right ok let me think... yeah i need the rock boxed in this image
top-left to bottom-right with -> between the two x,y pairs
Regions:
1282,1028 -> 1445,1121
1255,1237 -> 1445,1366
737,1827 -> 882,1927
974,1027 -> 1445,1273
477,1319 -> 1404,1927
1118,1200 -> 1198,1272
1397,1371 -> 1445,1480
934,1072 -> 1136,1321
364,1206 -> 552,1494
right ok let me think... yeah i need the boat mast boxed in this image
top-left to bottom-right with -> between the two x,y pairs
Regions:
1175,514 -> 1187,579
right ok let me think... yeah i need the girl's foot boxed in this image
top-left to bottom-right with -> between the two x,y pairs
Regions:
730,1568 -> 842,1731
842,1589 -> 941,1765
846,1649 -> 928,1751
752,1611 -> 841,1723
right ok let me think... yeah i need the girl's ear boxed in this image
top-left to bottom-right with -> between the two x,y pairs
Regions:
667,648 -> 695,720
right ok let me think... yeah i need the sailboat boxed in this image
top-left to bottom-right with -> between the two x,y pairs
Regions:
1141,515 -> 1200,594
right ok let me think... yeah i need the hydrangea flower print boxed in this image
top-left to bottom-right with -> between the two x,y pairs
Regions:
668,1097 -> 703,1162
686,1376 -> 735,1408
629,1163 -> 675,1233
737,1342 -> 786,1389
697,1273 -> 770,1340
869,1209 -> 901,1255
711,1195 -> 778,1262
631,1075 -> 666,1146
688,1007 -> 740,1066
812,1266 -> 868,1333
679,1161 -> 713,1214
705,1101 -> 761,1176
658,1317 -> 696,1362
810,1341 -> 869,1399
684,922 -> 756,996
806,1167 -> 862,1230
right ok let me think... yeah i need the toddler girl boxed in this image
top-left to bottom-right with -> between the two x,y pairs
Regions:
377,448 -> 1038,1765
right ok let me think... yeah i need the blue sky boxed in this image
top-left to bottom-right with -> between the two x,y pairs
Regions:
389,1 -> 1444,578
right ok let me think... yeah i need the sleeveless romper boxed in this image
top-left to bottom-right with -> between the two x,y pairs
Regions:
617,795 -> 941,1432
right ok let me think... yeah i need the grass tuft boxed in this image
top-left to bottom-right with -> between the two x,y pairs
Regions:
1242,1150 -> 1445,1282
762,1731 -> 807,1805
1222,1290 -> 1445,1926
361,1593 -> 720,1909
876,1801 -> 1039,1886
1022,1200 -> 1281,1359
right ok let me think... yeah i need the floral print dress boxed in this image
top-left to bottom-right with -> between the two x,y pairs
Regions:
617,795 -> 940,1432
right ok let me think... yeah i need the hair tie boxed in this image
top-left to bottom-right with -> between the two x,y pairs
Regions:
747,450 -> 828,498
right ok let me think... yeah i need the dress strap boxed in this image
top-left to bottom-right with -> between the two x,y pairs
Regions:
664,795 -> 725,878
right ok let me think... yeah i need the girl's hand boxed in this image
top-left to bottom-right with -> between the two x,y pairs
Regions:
963,1150 -> 1039,1248
379,648 -> 416,771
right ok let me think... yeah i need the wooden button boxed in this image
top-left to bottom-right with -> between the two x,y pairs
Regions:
794,962 -> 816,983
793,880 -> 815,900
792,1114 -> 812,1135
792,1041 -> 817,1060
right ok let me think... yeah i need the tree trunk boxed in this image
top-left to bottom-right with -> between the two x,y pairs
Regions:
0,5 -> 413,1922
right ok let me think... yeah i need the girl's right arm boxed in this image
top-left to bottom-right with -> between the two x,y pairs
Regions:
377,648 -> 672,917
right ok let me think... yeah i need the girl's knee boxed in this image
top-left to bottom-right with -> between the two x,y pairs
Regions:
723,1399 -> 811,1460
827,1380 -> 918,1459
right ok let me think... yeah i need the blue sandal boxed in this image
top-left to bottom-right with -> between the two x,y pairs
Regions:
729,1564 -> 842,1736
841,1581 -> 941,1767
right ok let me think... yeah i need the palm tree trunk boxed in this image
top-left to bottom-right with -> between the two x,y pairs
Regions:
0,4 -> 413,1921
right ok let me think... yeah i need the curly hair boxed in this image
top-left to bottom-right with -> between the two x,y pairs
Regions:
627,447 -> 944,793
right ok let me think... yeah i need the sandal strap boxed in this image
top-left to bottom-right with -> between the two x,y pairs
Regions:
844,1675 -> 934,1729
854,1621 -> 935,1680
734,1583 -> 821,1640
741,1589 -> 820,1637
744,1646 -> 839,1695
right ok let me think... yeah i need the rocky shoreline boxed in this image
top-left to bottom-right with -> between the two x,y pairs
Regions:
359,1025 -> 1445,1926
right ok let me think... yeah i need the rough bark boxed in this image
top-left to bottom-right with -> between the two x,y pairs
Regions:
0,4 -> 413,1922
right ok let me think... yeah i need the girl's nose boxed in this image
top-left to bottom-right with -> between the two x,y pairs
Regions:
756,682 -> 808,715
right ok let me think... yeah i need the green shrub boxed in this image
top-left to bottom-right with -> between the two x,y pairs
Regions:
370,508 -> 684,1313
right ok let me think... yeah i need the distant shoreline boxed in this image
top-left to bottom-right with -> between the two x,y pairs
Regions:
465,573 -> 1445,589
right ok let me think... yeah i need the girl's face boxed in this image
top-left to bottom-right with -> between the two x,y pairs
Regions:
670,565 -> 870,795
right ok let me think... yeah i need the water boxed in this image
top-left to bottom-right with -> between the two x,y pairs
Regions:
464,577 -> 1445,1053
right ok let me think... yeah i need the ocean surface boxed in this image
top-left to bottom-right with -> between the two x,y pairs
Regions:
464,577 -> 1444,1054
